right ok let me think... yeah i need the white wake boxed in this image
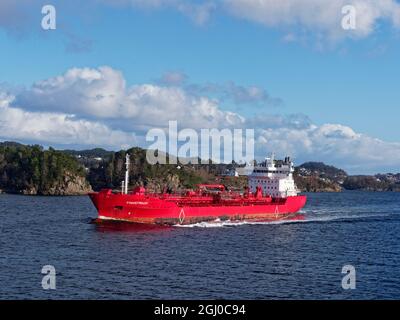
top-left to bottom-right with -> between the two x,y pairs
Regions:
174,212 -> 390,228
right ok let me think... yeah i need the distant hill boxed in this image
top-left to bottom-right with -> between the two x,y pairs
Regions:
294,162 -> 348,192
0,141 -> 26,148
63,148 -> 114,160
297,162 -> 348,180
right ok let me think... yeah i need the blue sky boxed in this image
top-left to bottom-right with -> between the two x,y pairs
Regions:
1,0 -> 400,173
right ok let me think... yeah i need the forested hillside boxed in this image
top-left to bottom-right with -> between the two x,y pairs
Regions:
0,142 -> 92,195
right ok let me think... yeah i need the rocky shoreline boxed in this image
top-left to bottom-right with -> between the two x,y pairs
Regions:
0,174 -> 92,196
19,173 -> 92,196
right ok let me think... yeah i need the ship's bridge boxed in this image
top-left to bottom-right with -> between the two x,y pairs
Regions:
248,155 -> 298,198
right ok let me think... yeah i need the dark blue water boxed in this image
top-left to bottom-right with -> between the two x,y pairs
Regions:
1,191 -> 400,299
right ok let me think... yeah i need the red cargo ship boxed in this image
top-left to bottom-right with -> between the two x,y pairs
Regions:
89,154 -> 307,225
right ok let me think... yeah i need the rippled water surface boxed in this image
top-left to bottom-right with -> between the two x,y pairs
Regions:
1,192 -> 400,299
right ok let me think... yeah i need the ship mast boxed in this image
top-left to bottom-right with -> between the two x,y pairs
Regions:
124,153 -> 130,194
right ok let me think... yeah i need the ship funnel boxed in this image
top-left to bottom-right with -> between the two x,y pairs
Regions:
124,153 -> 130,194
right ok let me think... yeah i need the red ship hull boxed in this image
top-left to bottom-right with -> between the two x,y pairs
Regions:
89,189 -> 307,225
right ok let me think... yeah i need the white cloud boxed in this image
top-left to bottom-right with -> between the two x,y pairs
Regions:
18,67 -> 127,118
17,66 -> 245,131
186,81 -> 282,106
0,93 -> 135,149
255,121 -> 400,172
101,0 -> 400,40
223,0 -> 400,40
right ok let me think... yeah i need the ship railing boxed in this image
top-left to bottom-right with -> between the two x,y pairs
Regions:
174,196 -> 275,207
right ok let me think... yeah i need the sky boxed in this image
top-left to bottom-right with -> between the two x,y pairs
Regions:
1,0 -> 400,173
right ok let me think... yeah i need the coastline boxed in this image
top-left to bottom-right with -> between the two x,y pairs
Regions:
0,191 -> 89,197
1,142 -> 399,196
0,189 -> 398,197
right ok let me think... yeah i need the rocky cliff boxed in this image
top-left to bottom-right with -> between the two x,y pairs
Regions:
21,172 -> 92,195
0,143 -> 92,195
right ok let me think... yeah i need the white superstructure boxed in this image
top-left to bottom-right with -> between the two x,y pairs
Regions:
248,154 -> 298,198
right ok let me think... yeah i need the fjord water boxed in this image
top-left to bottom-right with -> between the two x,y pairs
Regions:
1,192 -> 400,299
